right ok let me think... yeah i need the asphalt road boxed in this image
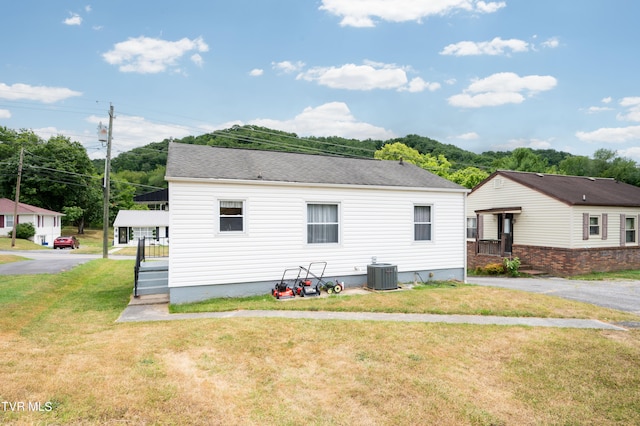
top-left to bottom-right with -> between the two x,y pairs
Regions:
468,275 -> 640,316
0,249 -> 134,276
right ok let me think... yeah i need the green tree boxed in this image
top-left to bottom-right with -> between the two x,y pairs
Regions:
448,167 -> 489,188
375,142 -> 452,177
492,147 -> 549,172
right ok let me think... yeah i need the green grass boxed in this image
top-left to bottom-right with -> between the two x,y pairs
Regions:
1,260 -> 640,425
170,281 -> 639,322
570,269 -> 640,281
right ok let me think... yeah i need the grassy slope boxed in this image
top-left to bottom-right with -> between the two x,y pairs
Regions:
1,260 -> 639,425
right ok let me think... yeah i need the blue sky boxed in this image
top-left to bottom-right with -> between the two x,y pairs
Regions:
1,1 -> 640,163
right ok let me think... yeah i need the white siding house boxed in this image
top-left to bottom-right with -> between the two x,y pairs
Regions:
166,143 -> 469,303
0,198 -> 63,246
113,210 -> 170,246
467,171 -> 640,275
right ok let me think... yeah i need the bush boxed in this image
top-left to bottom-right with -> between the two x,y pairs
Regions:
483,263 -> 505,275
7,222 -> 36,240
503,257 -> 521,277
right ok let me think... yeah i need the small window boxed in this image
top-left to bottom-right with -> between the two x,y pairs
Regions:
6,215 -> 14,228
307,204 -> 338,244
626,217 -> 636,243
589,216 -> 600,236
220,201 -> 244,232
466,217 -> 477,239
414,205 -> 432,241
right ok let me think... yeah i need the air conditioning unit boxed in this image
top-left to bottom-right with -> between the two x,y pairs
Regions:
367,263 -> 398,290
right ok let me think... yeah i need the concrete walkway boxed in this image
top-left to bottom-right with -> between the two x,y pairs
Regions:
116,296 -> 627,330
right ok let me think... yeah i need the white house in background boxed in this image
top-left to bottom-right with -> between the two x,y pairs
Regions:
113,210 -> 169,246
0,198 -> 64,246
165,142 -> 469,304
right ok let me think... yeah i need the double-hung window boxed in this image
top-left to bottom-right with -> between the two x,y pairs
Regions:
307,203 -> 338,244
219,200 -> 244,232
626,217 -> 636,243
6,215 -> 14,228
466,217 -> 477,239
589,216 -> 600,236
414,205 -> 432,241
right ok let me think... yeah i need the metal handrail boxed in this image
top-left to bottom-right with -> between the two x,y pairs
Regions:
133,237 -> 146,298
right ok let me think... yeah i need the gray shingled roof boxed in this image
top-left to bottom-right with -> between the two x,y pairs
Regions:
165,143 -> 465,190
482,170 -> 640,207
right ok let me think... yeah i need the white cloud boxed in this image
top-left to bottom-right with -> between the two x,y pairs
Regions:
272,61 -> 305,74
319,0 -> 505,27
456,132 -> 479,140
588,106 -> 612,113
102,36 -> 209,74
190,54 -> 204,67
602,96 -> 613,104
297,62 -> 435,92
576,126 -> 640,144
0,82 -> 82,103
541,37 -> 559,48
617,146 -> 640,162
249,68 -> 264,77
85,5 -> 92,13
492,138 -> 552,150
250,102 -> 396,140
399,77 -> 441,93
63,13 -> 82,26
617,97 -> 640,122
448,72 -> 557,108
440,37 -> 529,56
0,109 -> 11,119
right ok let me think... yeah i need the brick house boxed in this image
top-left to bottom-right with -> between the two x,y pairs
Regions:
466,170 -> 640,276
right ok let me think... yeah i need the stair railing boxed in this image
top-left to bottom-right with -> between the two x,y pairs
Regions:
133,236 -> 146,298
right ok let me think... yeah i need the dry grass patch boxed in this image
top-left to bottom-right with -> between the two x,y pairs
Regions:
1,261 -> 640,424
172,283 -> 639,323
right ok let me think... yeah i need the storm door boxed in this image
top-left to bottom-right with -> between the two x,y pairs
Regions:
497,213 -> 514,254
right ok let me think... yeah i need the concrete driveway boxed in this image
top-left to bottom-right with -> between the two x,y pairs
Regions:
0,250 -> 134,275
468,275 -> 640,315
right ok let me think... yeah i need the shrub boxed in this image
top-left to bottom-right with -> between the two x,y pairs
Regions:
483,263 -> 505,275
7,222 -> 36,240
503,257 -> 521,277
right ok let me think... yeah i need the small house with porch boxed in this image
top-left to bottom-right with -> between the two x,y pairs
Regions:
113,210 -> 169,246
0,198 -> 63,246
467,170 -> 640,276
164,142 -> 469,304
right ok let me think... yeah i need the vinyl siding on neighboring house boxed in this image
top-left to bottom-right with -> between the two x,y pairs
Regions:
169,179 -> 466,290
467,176 -> 572,247
572,206 -> 640,249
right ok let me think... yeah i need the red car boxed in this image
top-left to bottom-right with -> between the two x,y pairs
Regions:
53,236 -> 80,249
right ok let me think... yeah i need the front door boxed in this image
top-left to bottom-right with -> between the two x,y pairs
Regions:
497,214 -> 514,254
118,227 -> 128,244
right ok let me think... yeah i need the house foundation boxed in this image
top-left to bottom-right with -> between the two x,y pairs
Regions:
467,241 -> 640,276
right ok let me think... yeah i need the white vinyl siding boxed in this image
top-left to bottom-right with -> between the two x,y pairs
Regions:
168,180 -> 465,288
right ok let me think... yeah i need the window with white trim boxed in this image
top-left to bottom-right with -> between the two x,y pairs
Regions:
414,205 -> 432,241
219,200 -> 244,232
466,217 -> 477,239
307,203 -> 338,244
6,215 -> 14,228
626,217 -> 636,243
132,227 -> 155,240
589,216 -> 600,236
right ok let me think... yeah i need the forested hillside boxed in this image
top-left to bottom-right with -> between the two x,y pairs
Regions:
2,124 -> 640,231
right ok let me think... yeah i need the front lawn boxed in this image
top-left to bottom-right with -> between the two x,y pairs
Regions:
1,259 -> 639,425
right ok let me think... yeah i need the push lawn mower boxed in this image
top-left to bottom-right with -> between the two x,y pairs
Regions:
296,262 -> 343,296
271,268 -> 298,299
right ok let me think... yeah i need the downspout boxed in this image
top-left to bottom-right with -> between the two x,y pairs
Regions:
463,192 -> 468,284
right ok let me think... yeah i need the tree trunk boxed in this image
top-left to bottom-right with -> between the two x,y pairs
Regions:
77,217 -> 85,234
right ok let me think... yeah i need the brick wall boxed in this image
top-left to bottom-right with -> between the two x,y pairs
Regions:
467,241 -> 640,276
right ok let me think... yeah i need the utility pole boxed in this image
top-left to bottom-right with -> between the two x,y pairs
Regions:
102,104 -> 114,258
11,147 -> 24,248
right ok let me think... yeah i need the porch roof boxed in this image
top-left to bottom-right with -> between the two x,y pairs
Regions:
475,207 -> 522,214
